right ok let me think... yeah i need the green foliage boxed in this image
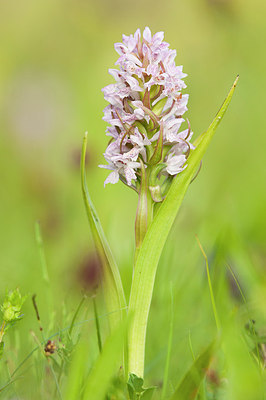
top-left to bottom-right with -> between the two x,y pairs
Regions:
170,341 -> 216,400
81,133 -> 127,334
106,375 -> 128,400
0,288 -> 26,364
82,319 -> 127,400
127,374 -> 156,400
128,77 -> 239,377
0,288 -> 27,324
64,342 -> 89,400
57,330 -> 76,365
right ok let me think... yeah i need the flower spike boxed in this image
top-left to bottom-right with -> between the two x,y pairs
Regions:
100,27 -> 194,190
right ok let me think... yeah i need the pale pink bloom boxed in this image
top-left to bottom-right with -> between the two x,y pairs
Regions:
100,27 -> 194,187
164,153 -> 187,175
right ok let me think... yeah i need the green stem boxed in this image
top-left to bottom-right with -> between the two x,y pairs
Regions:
196,236 -> 221,332
35,222 -> 54,317
134,165 -> 153,265
69,295 -> 86,337
130,168 -> 154,377
0,321 -> 6,343
93,297 -> 102,353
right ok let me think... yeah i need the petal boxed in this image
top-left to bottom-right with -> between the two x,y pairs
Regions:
134,28 -> 141,41
114,42 -> 128,55
124,165 -> 137,185
104,171 -> 120,186
143,26 -> 152,42
152,31 -> 164,45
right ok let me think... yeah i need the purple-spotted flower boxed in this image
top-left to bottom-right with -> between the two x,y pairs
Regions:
100,27 -> 194,201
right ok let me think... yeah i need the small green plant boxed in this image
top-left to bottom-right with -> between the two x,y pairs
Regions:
0,288 -> 27,359
127,374 -> 156,400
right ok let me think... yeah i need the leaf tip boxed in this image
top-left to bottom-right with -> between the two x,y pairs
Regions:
234,75 -> 239,87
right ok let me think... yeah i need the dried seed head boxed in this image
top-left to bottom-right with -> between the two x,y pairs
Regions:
44,340 -> 56,356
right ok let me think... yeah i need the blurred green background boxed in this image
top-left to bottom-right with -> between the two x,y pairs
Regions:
0,0 -> 266,398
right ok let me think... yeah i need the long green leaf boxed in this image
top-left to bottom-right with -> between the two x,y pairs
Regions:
82,320 -> 127,400
170,341 -> 216,400
128,77 -> 239,377
81,132 -> 127,333
161,284 -> 174,399
64,342 -> 89,400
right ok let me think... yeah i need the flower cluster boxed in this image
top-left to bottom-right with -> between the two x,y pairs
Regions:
100,27 -> 194,196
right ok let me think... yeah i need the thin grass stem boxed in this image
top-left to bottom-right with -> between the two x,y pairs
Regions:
69,295 -> 87,337
93,297 -> 102,353
195,235 -> 221,332
10,306 -> 128,380
35,221 -> 54,316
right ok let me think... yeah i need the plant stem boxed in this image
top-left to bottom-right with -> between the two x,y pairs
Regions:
134,165 -> 153,265
69,295 -> 86,337
35,221 -> 54,317
0,321 -> 6,343
129,168 -> 154,377
93,297 -> 102,353
127,77 -> 238,378
195,236 -> 221,332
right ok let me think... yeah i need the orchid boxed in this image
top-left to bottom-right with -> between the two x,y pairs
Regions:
100,27 -> 193,196
82,26 -> 238,386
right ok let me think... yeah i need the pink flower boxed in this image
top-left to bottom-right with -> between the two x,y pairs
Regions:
100,27 -> 195,190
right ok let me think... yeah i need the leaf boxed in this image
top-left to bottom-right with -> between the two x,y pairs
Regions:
170,341 -> 216,400
128,373 -> 145,395
82,320 -> 127,400
64,342 -> 89,400
127,373 -> 156,400
141,387 -> 156,400
128,77 -> 238,377
81,133 -> 126,332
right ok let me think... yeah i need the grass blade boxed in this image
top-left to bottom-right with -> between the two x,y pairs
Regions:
64,342 -> 89,400
128,77 -> 238,377
35,221 -> 54,316
196,236 -> 221,332
82,320 -> 126,400
170,341 -> 216,400
93,297 -> 102,353
81,132 -> 127,332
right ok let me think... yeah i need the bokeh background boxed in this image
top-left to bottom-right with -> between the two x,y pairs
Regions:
0,0 -> 266,397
